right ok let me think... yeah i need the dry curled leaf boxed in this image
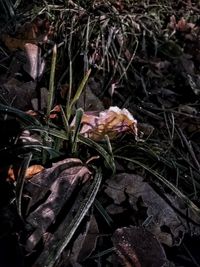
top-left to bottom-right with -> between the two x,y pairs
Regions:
176,17 -> 195,32
1,18 -> 53,51
72,106 -> 138,141
24,165 -> 44,179
7,164 -> 44,181
168,16 -> 195,33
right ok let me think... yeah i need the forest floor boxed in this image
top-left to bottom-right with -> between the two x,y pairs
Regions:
0,1 -> 200,266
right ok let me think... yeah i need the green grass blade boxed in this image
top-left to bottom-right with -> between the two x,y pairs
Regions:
105,134 -> 114,156
46,44 -> 57,119
90,248 -> 115,259
26,126 -> 68,140
0,104 -> 41,126
71,108 -> 84,154
16,152 -> 32,218
60,105 -> 70,134
79,135 -> 116,173
0,143 -> 62,159
67,68 -> 91,119
94,199 -> 113,227
65,17 -> 74,119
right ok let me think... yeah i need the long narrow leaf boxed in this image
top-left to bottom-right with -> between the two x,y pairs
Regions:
0,143 -> 62,158
71,108 -> 84,154
26,126 -> 68,140
16,153 -> 32,218
0,104 -> 41,126
67,69 -> 91,119
94,199 -> 113,227
79,135 -> 116,173
47,44 -> 57,119
65,17 -> 74,119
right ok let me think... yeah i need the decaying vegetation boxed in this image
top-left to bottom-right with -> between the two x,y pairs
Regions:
0,1 -> 200,266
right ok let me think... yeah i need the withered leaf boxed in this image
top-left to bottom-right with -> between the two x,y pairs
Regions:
69,215 -> 99,266
0,78 -> 36,110
104,173 -> 200,246
176,17 -> 195,32
8,164 -> 44,181
76,86 -> 105,111
25,158 -> 92,252
1,18 -> 52,51
23,43 -> 45,80
72,106 -> 138,141
112,226 -> 167,267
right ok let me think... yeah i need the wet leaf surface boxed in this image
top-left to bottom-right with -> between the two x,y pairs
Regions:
112,226 -> 168,267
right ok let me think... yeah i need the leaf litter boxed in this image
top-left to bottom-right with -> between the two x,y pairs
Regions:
0,0 -> 200,267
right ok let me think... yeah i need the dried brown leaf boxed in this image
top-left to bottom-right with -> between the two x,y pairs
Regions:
72,106 -> 138,141
24,165 -> 44,179
176,17 -> 195,32
7,164 -> 44,181
1,18 -> 53,51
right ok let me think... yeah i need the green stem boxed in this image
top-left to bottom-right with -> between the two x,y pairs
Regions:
47,44 -> 57,120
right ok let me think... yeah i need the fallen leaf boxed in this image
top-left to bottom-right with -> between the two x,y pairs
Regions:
178,104 -> 197,115
76,85 -> 105,111
24,165 -> 44,179
72,106 -> 138,141
25,110 -> 38,116
2,33 -> 28,51
7,165 -> 44,181
1,18 -> 52,51
1,23 -> 37,51
69,215 -> 99,265
1,78 -> 36,110
112,226 -> 168,267
106,203 -> 127,215
25,158 -> 92,252
176,17 -> 195,32
23,43 -> 45,80
104,173 -> 200,246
